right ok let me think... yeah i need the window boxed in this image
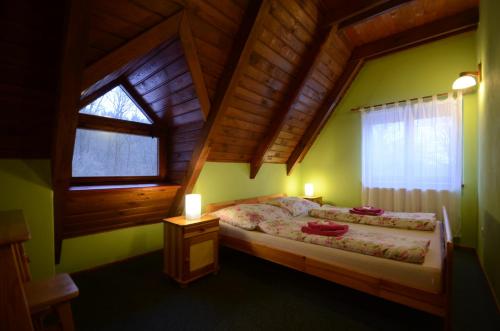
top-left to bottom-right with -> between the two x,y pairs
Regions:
72,129 -> 158,177
362,95 -> 463,191
72,85 -> 160,180
80,85 -> 152,124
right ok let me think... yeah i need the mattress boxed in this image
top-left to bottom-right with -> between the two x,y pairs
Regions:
219,215 -> 443,293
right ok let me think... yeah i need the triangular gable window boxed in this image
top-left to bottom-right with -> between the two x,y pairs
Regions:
80,85 -> 152,124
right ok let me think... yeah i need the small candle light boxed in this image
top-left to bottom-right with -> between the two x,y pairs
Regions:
185,194 -> 201,220
304,183 -> 314,197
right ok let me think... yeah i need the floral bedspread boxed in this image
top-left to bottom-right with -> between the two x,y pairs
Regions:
258,218 -> 430,264
309,206 -> 436,231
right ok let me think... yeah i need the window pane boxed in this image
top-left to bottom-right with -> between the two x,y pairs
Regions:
72,129 -> 158,177
80,86 -> 152,124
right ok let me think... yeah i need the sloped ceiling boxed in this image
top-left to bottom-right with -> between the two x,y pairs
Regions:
67,0 -> 479,196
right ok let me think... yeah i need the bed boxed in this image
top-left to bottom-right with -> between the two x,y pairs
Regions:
206,194 -> 453,329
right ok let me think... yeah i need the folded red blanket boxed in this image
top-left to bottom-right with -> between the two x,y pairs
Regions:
307,221 -> 346,231
353,206 -> 383,213
301,226 -> 348,237
349,206 -> 384,216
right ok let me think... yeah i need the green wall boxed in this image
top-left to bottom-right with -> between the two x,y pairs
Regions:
477,0 -> 500,301
56,223 -> 164,274
193,162 -> 302,211
300,32 -> 479,247
0,160 -> 54,279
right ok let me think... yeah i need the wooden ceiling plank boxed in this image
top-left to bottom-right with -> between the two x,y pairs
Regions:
179,11 -> 211,120
82,11 -> 183,92
249,25 -> 333,179
168,0 -> 271,216
336,0 -> 413,30
351,8 -> 479,61
286,58 -> 364,175
52,0 -> 90,263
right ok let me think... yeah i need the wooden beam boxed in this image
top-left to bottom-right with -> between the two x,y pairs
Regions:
77,114 -> 161,136
179,11 -> 211,120
330,0 -> 413,30
81,11 -> 182,92
120,79 -> 163,125
351,8 -> 479,61
52,0 -> 90,263
286,58 -> 364,175
249,26 -> 334,179
286,8 -> 479,174
169,0 -> 271,216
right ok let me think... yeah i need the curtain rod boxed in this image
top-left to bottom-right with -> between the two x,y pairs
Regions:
350,91 -> 456,112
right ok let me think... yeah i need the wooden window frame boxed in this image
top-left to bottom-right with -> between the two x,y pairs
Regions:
72,83 -> 167,186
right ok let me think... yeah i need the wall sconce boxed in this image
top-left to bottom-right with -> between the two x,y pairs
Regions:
304,183 -> 314,197
185,194 -> 201,220
452,64 -> 481,90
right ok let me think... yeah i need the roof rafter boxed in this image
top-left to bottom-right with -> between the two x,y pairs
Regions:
52,0 -> 90,263
249,0 -> 415,178
179,11 -> 211,120
120,79 -> 163,125
249,25 -> 334,179
351,7 -> 479,61
81,11 -> 183,92
286,8 -> 479,174
327,0 -> 413,29
169,0 -> 272,215
286,58 -> 364,174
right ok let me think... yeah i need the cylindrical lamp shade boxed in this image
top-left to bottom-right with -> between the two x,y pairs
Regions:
185,194 -> 201,220
304,183 -> 314,197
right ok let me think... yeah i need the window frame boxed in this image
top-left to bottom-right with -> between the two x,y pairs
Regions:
71,83 -> 166,185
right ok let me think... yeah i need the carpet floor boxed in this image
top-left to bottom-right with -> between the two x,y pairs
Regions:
71,247 -> 499,331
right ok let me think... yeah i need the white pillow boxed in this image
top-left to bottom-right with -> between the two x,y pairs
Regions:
211,203 -> 291,230
266,197 -> 320,216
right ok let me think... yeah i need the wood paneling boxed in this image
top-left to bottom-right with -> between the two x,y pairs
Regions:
208,0 -> 323,163
86,0 -> 183,65
62,185 -> 180,237
123,37 -> 206,128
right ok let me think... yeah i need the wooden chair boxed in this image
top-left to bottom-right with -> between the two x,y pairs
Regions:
0,210 -> 79,331
25,273 -> 79,331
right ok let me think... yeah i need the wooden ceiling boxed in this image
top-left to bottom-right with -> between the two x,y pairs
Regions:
2,0 -> 479,207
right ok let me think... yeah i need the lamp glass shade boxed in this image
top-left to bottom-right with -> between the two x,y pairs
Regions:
452,75 -> 477,90
185,194 -> 201,220
304,183 -> 314,197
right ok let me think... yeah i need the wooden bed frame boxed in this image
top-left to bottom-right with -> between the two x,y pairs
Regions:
206,194 -> 454,329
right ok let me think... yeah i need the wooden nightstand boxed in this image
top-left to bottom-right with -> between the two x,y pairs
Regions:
301,196 -> 323,205
163,214 -> 219,286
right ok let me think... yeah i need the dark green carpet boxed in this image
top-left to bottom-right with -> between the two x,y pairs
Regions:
71,247 -> 499,331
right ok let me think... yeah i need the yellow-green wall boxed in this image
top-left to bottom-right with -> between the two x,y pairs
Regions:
477,0 -> 500,301
193,162 -> 302,211
0,160 -> 54,279
300,32 -> 479,247
56,223 -> 164,274
0,159 -> 301,275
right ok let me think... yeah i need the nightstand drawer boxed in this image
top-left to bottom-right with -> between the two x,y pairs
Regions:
183,220 -> 218,238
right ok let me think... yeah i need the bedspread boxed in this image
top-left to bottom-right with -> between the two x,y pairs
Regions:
258,218 -> 430,264
309,206 -> 436,231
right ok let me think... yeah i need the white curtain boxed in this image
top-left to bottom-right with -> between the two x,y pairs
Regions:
361,93 -> 463,236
